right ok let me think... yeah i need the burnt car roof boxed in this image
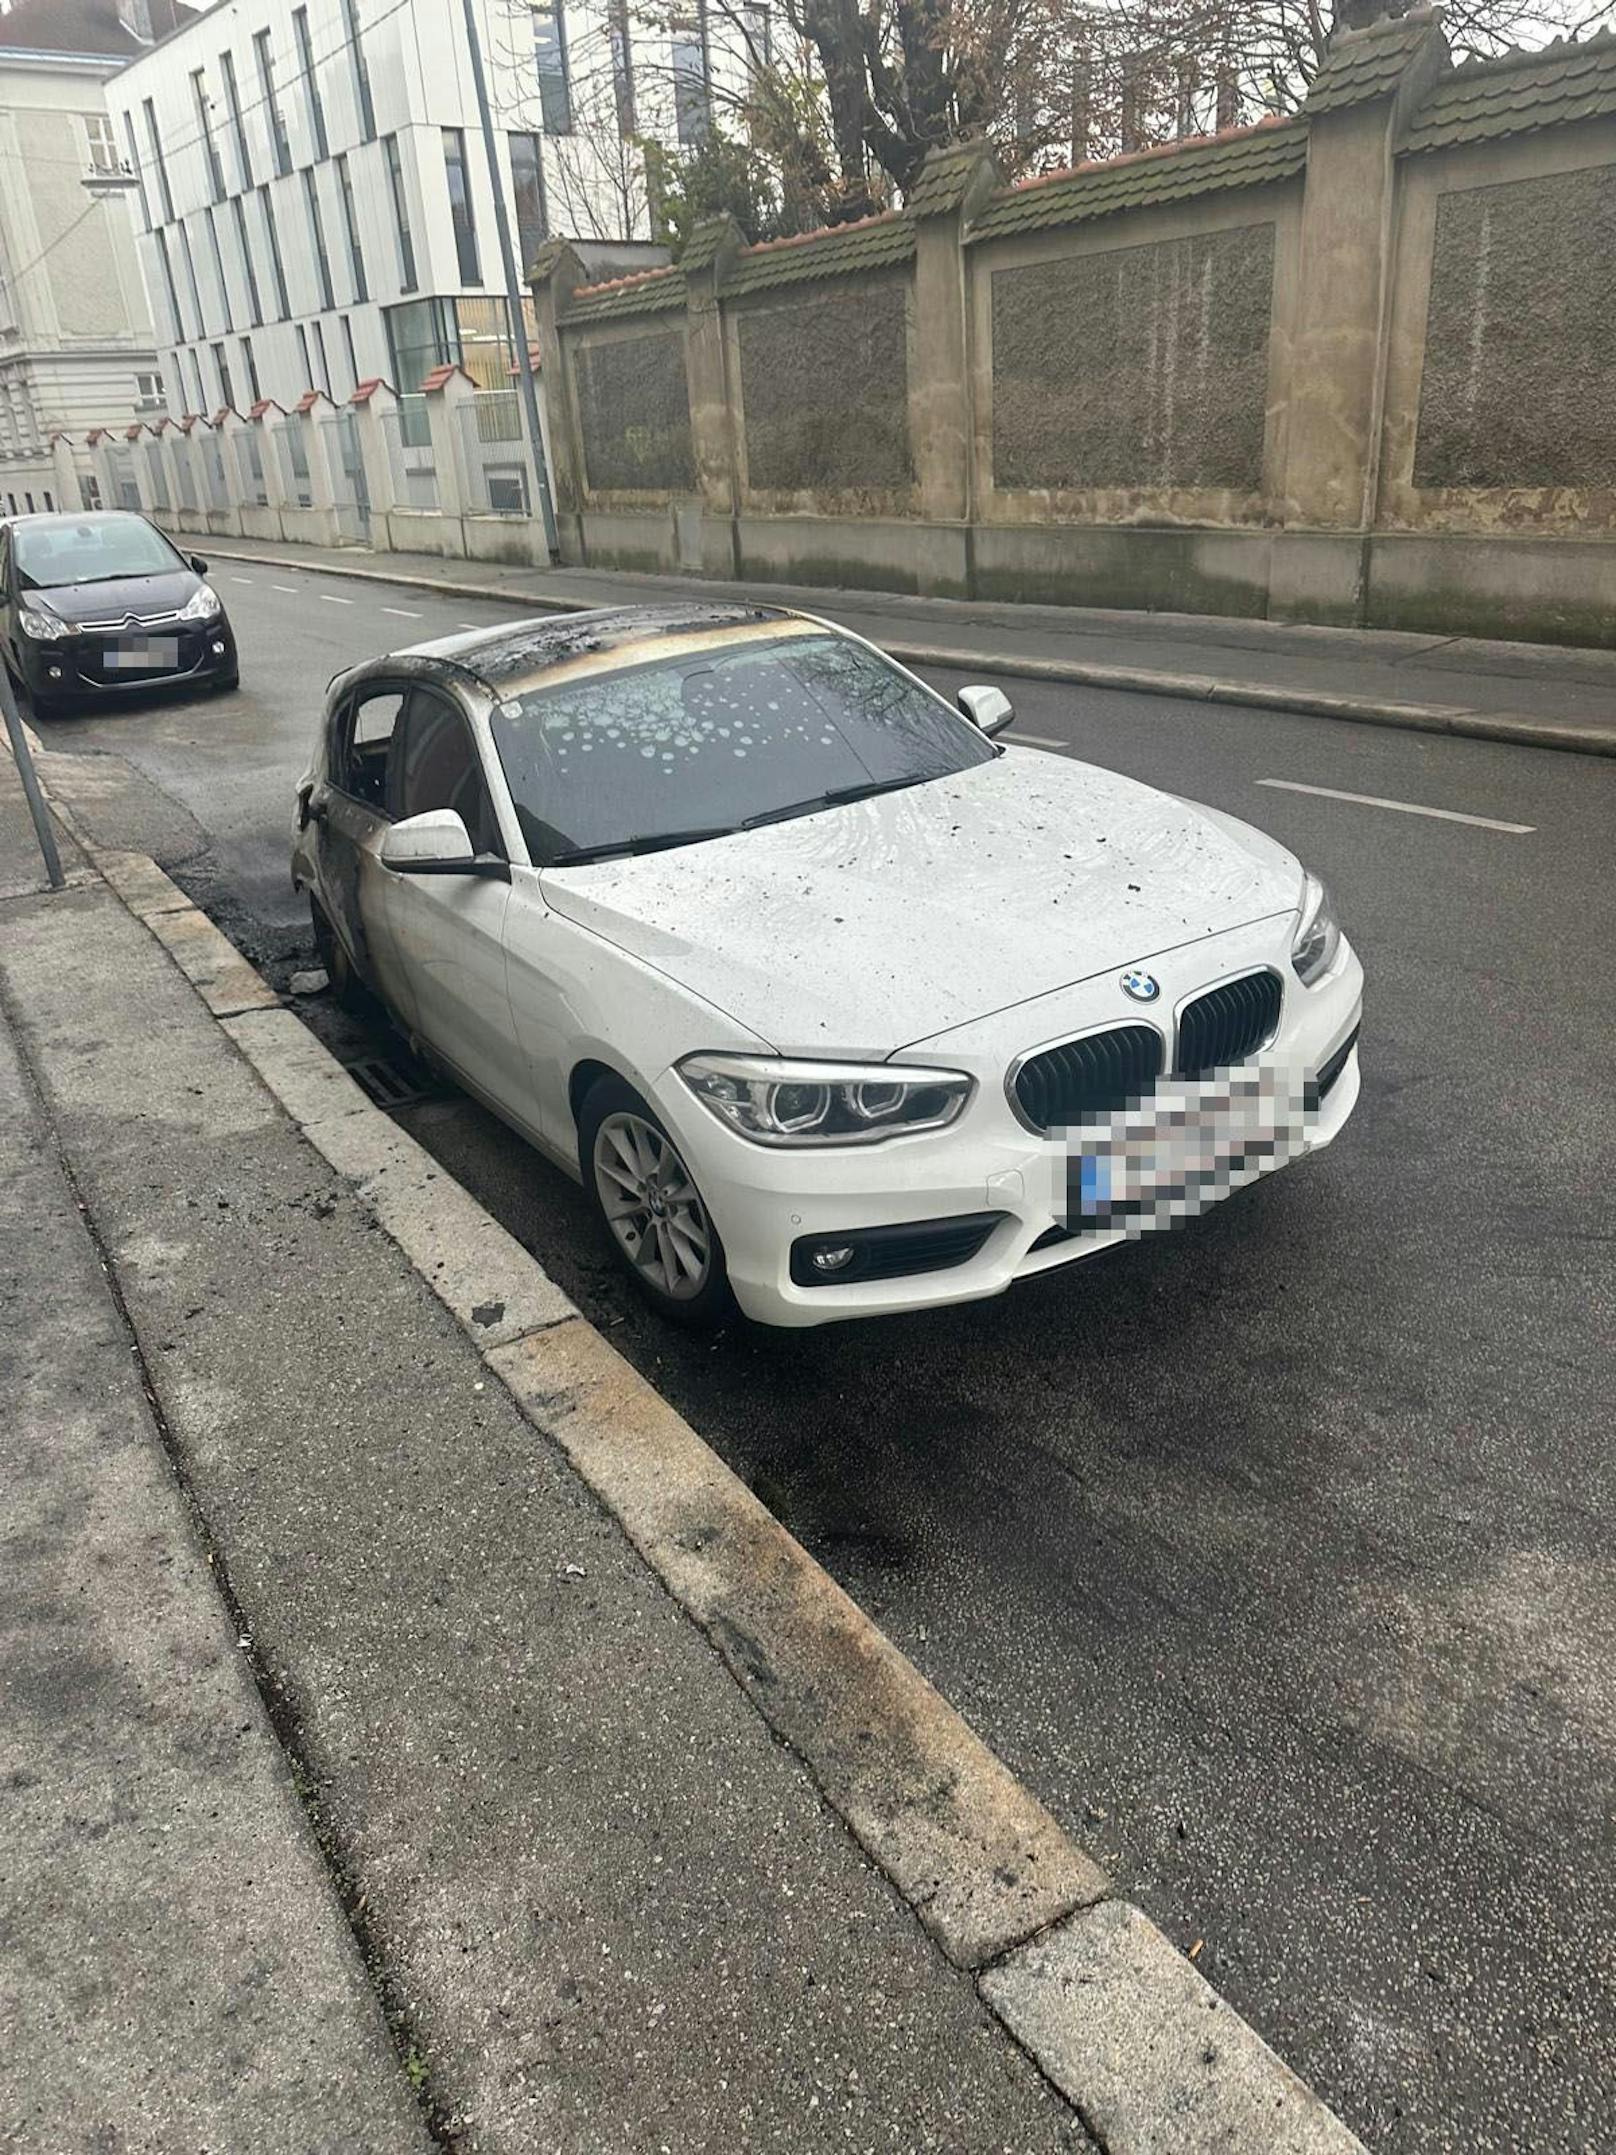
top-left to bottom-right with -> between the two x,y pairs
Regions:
426,601 -> 799,689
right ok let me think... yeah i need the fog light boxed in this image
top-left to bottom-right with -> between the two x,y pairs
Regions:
46,665 -> 63,681
211,639 -> 227,655
809,1244 -> 856,1274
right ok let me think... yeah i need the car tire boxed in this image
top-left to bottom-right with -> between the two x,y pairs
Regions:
578,1074 -> 734,1328
309,897 -> 367,1015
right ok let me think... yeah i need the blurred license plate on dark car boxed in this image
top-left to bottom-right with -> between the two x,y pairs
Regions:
108,637 -> 178,670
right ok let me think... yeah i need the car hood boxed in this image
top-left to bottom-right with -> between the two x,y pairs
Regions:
25,568 -> 199,625
539,747 -> 1303,1056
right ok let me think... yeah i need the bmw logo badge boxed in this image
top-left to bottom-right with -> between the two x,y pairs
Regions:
1120,970 -> 1161,1003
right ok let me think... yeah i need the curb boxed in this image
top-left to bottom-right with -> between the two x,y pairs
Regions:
23,750 -> 1365,2149
203,542 -> 1616,759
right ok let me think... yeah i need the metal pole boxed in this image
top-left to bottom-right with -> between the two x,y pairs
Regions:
459,0 -> 560,560
0,670 -> 65,891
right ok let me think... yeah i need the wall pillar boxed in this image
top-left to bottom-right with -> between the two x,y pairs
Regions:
289,390 -> 342,544
48,432 -> 82,511
421,364 -> 476,554
528,240 -> 589,554
906,143 -> 998,536
1277,13 -> 1448,616
680,216 -> 744,576
350,379 -> 400,526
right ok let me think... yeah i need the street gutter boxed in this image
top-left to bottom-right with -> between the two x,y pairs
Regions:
203,543 -> 1616,759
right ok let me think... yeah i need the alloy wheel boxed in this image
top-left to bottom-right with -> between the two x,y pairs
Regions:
592,1111 -> 713,1301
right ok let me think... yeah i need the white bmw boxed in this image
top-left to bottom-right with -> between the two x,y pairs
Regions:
292,604 -> 1363,1327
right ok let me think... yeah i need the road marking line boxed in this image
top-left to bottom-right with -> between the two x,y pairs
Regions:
456,621 -> 479,630
1255,779 -> 1534,834
229,575 -> 254,585
1017,733 -> 1071,750
319,593 -> 354,606
382,606 -> 421,619
271,584 -> 297,594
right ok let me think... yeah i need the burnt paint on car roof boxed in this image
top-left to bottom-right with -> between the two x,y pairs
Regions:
437,602 -> 797,690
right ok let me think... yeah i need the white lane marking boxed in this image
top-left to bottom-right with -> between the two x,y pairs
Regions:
1017,732 -> 1071,750
456,621 -> 479,630
229,575 -> 254,585
271,583 -> 297,594
1256,779 -> 1534,834
382,606 -> 421,619
320,593 -> 354,606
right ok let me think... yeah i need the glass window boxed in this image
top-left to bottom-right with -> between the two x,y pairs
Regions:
205,207 -> 234,333
336,153 -> 367,302
342,0 -> 377,142
292,8 -> 329,161
186,348 -> 207,412
142,98 -> 174,221
212,341 -> 235,411
304,168 -> 335,311
231,196 -> 263,326
134,369 -> 164,411
192,68 -> 225,201
509,133 -> 547,269
178,221 -> 206,338
389,690 -> 500,852
673,30 -> 709,147
488,631 -> 995,866
221,51 -> 253,190
241,333 -> 262,402
340,314 -> 360,394
121,113 -> 151,231
384,296 -> 456,397
259,186 -> 291,319
296,322 -> 312,384
530,2 -> 572,135
254,30 -> 292,178
442,129 -> 481,286
383,135 -> 416,293
312,319 -> 333,398
340,685 -> 404,804
83,113 -> 119,176
151,229 -> 183,342
608,0 -> 635,135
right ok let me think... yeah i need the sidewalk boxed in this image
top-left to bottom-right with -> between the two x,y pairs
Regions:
205,532 -> 1616,756
0,764 -> 1094,2148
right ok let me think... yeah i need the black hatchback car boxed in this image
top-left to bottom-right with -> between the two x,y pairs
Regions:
0,510 -> 238,715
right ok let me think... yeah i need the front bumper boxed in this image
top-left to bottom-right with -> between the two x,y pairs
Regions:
16,618 -> 236,702
651,934 -> 1365,1329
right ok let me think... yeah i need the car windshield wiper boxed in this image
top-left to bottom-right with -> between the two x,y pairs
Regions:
546,823 -> 738,866
740,773 -> 934,829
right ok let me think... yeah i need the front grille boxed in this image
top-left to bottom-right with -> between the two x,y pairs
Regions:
1176,970 -> 1281,1080
78,606 -> 182,631
1012,1024 -> 1163,1133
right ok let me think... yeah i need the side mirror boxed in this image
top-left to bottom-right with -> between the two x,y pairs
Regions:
380,808 -> 508,879
958,684 -> 1014,738
189,554 -> 208,575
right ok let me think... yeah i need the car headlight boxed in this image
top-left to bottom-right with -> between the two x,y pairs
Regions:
677,1053 -> 973,1146
1291,873 -> 1342,985
18,607 -> 70,641
178,583 -> 222,622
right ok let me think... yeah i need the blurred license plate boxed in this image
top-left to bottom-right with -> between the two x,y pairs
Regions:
108,637 -> 178,670
1066,1067 -> 1304,1229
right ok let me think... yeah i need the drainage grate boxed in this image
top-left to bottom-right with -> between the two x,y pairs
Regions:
341,1052 -> 440,1111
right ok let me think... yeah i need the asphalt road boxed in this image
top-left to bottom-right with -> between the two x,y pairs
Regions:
39,561 -> 1616,2154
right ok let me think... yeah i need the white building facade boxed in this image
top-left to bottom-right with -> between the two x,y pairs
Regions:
0,0 -> 174,515
106,0 -> 764,423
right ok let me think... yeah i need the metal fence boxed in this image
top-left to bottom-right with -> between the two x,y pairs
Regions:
200,428 -> 229,513
108,443 -> 139,510
321,409 -> 370,542
143,440 -> 170,513
239,427 -> 268,508
383,401 -> 437,511
455,390 -> 530,517
275,418 -> 312,509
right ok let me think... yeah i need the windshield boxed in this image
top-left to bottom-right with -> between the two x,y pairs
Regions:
14,514 -> 182,589
488,630 -> 995,866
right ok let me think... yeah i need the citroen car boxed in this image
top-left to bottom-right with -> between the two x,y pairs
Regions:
291,604 -> 1363,1328
0,509 -> 238,715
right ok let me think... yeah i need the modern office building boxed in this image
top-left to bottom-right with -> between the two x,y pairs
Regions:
0,0 -> 190,514
105,0 -> 764,421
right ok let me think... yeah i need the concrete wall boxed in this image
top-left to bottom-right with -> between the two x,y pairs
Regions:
530,21 -> 1616,645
